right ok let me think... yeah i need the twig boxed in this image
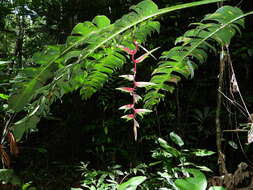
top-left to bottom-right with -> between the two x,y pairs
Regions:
223,129 -> 247,133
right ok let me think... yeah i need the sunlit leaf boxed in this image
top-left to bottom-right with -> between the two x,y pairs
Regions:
192,149 -> 215,157
170,132 -> 184,147
0,93 -> 9,100
144,5 -> 247,109
175,169 -> 207,190
228,140 -> 238,149
118,176 -> 146,190
196,165 -> 213,172
135,109 -> 152,117
158,138 -> 181,157
0,61 -> 11,64
92,15 -> 111,28
208,186 -> 226,190
7,0 -> 224,141
135,109 -> 152,113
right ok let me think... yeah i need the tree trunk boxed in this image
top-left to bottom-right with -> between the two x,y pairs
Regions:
14,14 -> 24,68
216,47 -> 227,175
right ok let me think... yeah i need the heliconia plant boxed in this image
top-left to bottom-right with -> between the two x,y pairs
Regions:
117,40 -> 158,141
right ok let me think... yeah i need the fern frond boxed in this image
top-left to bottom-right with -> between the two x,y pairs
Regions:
8,0 -> 221,112
8,45 -> 62,112
79,49 -> 126,99
144,6 -> 246,109
8,15 -> 112,112
7,0 -> 222,140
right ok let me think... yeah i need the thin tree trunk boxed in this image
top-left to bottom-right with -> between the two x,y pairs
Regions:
216,47 -> 227,175
14,14 -> 24,68
217,1 -> 223,7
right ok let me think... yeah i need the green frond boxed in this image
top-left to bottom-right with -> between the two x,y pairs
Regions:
79,49 -> 126,99
12,115 -> 40,142
8,45 -> 62,112
7,0 -> 223,140
144,6 -> 245,109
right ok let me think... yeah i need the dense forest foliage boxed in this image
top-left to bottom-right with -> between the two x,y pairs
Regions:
0,0 -> 253,189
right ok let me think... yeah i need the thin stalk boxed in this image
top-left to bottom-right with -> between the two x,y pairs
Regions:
217,0 -> 223,8
216,47 -> 227,175
14,14 -> 24,68
133,61 -> 137,141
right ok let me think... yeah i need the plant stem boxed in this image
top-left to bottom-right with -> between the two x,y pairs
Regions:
216,47 -> 227,175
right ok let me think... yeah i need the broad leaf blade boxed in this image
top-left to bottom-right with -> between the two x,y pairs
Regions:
170,132 -> 184,147
175,169 -> 207,190
118,176 -> 146,190
158,138 -> 181,157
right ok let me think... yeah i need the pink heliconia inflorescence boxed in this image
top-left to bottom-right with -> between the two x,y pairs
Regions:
117,40 -> 152,141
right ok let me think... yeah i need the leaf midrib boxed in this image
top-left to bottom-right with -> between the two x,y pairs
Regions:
13,0 -> 223,112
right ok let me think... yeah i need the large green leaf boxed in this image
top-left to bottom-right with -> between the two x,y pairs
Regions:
175,169 -> 207,190
192,149 -> 215,157
8,45 -> 61,112
12,115 -> 40,141
8,0 -> 223,140
169,132 -> 184,147
158,138 -> 181,157
0,93 -> 8,100
118,176 -> 146,190
144,6 -> 251,109
8,0 -> 222,113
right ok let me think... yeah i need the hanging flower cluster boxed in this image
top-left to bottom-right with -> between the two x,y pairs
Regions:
117,40 -> 157,141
